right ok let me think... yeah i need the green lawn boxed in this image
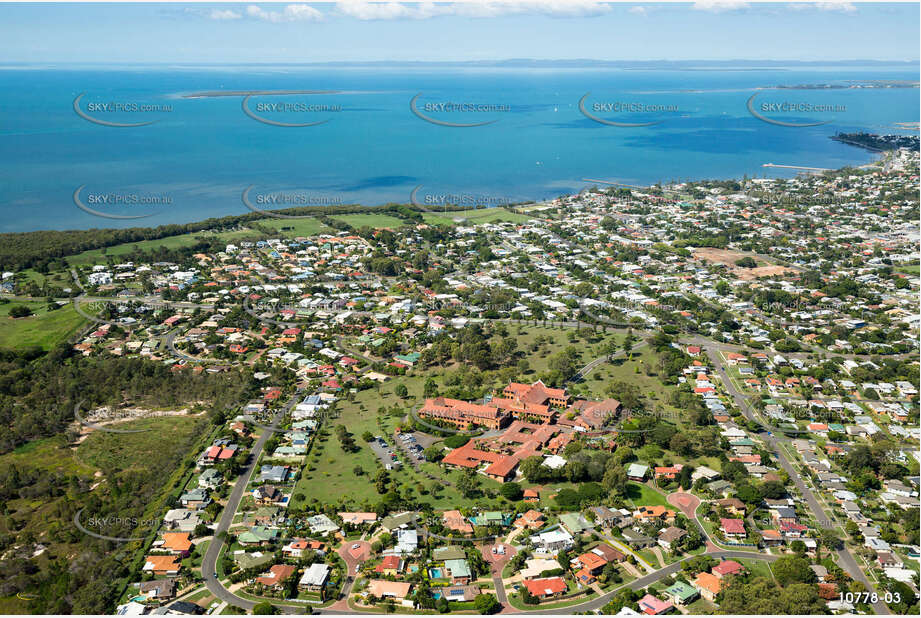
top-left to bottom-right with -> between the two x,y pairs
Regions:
686,597 -> 718,613
291,370 -> 507,510
894,264 -> 919,275
739,558 -> 775,581
254,218 -> 331,238
594,346 -> 684,420
624,482 -> 669,508
0,301 -> 86,350
67,228 -> 259,265
331,213 -> 406,229
420,208 -> 532,226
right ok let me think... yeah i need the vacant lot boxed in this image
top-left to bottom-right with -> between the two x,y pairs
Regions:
692,248 -> 797,280
420,208 -> 532,226
331,213 -> 406,229
68,228 -> 258,265
254,217 -> 331,238
624,482 -> 669,508
0,301 -> 86,350
692,248 -> 758,266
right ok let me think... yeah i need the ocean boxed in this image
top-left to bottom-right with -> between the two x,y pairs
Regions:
0,65 -> 917,232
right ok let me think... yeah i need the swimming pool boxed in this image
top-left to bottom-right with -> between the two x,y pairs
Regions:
428,567 -> 444,579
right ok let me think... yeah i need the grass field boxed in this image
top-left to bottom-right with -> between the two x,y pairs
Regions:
292,327 -> 660,511
5,436 -> 97,477
331,213 -> 406,229
739,558 -> 776,581
0,596 -> 31,615
18,269 -> 72,289
254,217 -> 331,238
67,228 -> 259,265
420,208 -> 533,226
587,345 -> 686,421
895,264 -> 920,275
77,414 -> 207,474
624,482 -> 669,508
0,300 -> 86,350
290,370 -> 505,510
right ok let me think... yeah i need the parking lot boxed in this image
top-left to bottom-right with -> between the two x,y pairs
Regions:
369,435 -> 402,470
393,432 -> 427,465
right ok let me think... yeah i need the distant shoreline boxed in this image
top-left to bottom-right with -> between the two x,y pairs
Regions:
2,59 -> 918,71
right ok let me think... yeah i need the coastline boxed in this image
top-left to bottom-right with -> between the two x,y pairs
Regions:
0,152 -> 890,237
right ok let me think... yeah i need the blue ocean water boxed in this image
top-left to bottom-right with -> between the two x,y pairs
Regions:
0,65 -> 917,232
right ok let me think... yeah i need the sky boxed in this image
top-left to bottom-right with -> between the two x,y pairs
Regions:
0,1 -> 918,64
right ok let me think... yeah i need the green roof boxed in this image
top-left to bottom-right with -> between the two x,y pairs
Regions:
238,526 -> 279,544
559,512 -> 593,533
444,559 -> 472,579
381,512 -> 416,531
665,581 -> 698,603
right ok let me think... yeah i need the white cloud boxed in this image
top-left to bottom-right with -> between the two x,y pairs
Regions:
335,1 -> 613,21
209,9 -> 242,21
790,2 -> 856,12
692,1 -> 750,12
335,1 -> 447,20
628,6 -> 647,16
245,4 -> 324,23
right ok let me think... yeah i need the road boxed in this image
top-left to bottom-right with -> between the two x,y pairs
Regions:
524,550 -> 779,614
164,328 -> 222,364
201,390 -> 302,613
703,342 -> 892,616
571,339 -> 649,382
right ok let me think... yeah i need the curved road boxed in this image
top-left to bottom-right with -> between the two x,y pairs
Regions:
522,550 -> 778,615
201,391 -> 302,613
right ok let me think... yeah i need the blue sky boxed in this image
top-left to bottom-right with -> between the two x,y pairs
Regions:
0,2 -> 918,64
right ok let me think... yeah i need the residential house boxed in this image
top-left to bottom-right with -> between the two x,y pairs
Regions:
299,563 -> 331,592
523,577 -> 567,600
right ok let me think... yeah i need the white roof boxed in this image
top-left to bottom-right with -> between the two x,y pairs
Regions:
299,562 -> 331,586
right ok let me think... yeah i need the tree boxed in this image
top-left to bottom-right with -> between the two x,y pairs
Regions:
669,433 -> 692,457
719,578 -> 824,614
456,469 -> 480,498
8,305 -> 32,318
772,555 -> 816,586
602,464 -> 627,496
622,331 -> 636,359
474,593 -> 500,614
252,602 -> 278,615
736,483 -> 761,505
500,482 -> 523,501
735,256 -> 757,268
520,588 -> 538,605
395,384 -> 408,398
818,528 -> 842,554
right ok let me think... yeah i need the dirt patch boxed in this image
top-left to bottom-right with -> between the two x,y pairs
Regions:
734,264 -> 797,281
71,407 -> 202,443
692,248 -> 753,265
692,249 -> 797,280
